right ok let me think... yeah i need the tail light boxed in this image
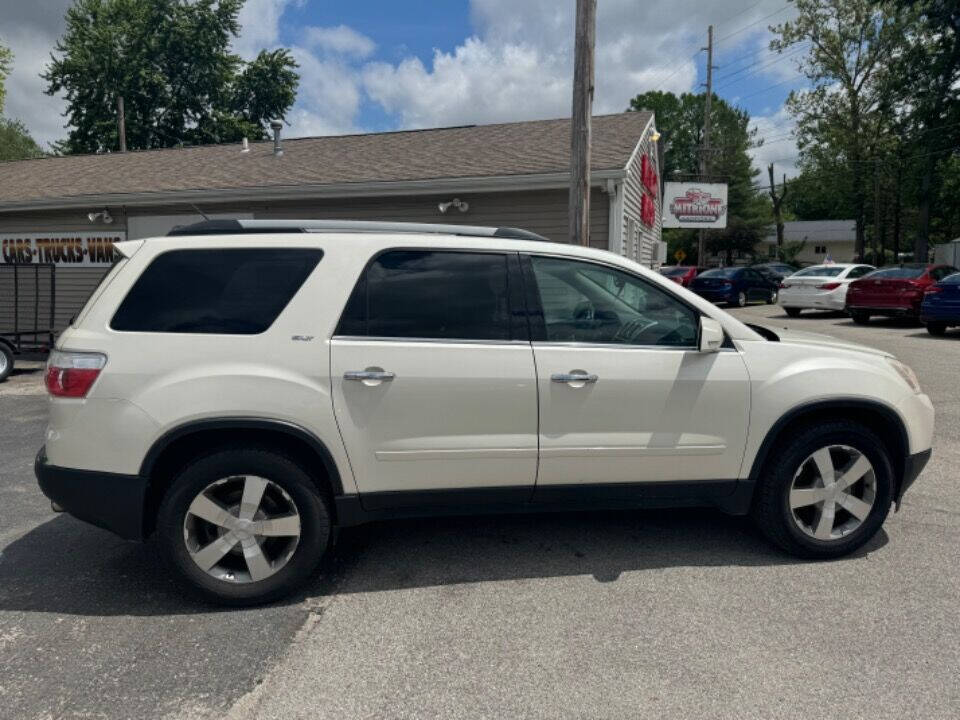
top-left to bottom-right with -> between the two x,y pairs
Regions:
924,286 -> 943,295
779,282 -> 789,289
45,350 -> 107,398
817,282 -> 841,290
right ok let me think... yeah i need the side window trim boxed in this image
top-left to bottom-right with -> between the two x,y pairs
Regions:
519,252 -> 702,349
333,248 -> 530,343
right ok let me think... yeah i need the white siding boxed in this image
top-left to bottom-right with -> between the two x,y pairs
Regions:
620,117 -> 663,267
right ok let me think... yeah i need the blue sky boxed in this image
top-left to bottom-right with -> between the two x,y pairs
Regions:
4,0 -> 805,175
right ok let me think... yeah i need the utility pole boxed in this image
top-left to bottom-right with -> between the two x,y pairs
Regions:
768,163 -> 787,260
569,0 -> 596,246
698,25 -> 714,264
117,96 -> 127,153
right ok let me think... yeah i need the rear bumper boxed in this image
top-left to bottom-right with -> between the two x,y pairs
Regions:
35,447 -> 148,540
898,448 -> 932,504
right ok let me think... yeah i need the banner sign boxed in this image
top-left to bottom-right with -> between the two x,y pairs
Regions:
1,232 -> 125,265
662,183 -> 728,229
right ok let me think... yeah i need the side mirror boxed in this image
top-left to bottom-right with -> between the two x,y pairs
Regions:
699,316 -> 724,353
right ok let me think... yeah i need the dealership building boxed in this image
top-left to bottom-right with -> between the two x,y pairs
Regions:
0,111 -> 664,333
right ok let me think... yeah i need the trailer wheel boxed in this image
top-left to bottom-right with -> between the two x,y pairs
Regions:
0,344 -> 13,383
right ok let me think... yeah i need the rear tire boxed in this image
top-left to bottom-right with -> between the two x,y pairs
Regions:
850,311 -> 871,325
751,421 -> 893,560
157,447 -> 331,606
734,291 -> 747,308
0,344 -> 13,383
785,307 -> 802,318
926,322 -> 947,336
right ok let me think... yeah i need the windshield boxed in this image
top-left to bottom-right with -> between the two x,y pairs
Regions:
869,266 -> 926,279
660,267 -> 690,276
699,268 -> 739,279
792,266 -> 844,278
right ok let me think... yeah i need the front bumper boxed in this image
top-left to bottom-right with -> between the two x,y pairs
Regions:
35,447 -> 148,540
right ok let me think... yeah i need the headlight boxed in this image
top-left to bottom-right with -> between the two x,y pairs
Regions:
887,358 -> 921,393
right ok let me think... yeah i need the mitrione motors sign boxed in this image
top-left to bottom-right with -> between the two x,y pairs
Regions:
662,183 -> 728,229
0,232 -> 124,265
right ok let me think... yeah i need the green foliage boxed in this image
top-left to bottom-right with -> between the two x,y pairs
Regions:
0,41 -> 12,114
629,90 -> 771,264
0,118 -> 45,161
43,0 -> 300,153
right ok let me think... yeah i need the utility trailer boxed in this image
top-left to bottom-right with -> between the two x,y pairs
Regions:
0,264 -> 56,382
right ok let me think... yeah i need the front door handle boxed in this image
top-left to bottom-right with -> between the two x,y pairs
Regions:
344,370 -> 396,382
551,371 -> 598,385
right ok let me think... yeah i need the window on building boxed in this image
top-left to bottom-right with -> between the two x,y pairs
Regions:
814,245 -> 827,254
111,248 -> 322,334
336,250 -> 519,341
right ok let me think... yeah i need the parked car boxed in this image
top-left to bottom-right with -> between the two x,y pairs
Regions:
845,264 -> 959,324
753,262 -> 799,283
689,266 -> 779,307
659,265 -> 706,287
920,271 -> 960,336
778,263 -> 876,317
35,219 -> 933,605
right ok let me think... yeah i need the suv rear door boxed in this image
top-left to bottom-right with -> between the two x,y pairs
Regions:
522,254 -> 750,496
330,249 -> 537,507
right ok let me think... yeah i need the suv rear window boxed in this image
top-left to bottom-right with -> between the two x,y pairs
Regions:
111,248 -> 322,334
336,250 -> 521,341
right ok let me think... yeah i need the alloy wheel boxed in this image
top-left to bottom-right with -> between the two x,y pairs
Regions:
183,475 -> 301,583
789,445 -> 877,541
737,291 -> 747,307
0,351 -> 8,376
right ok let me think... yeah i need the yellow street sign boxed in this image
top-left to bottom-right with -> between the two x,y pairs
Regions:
674,249 -> 687,263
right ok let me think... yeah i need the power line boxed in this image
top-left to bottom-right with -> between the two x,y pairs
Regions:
716,4 -> 791,44
716,43 -> 809,85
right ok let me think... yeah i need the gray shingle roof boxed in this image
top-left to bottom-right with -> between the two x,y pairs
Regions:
0,112 -> 651,207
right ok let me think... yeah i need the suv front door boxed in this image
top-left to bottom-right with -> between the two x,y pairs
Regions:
331,249 -> 537,507
523,254 -> 751,498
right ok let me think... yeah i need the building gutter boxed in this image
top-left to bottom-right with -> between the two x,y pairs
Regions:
0,169 -> 628,214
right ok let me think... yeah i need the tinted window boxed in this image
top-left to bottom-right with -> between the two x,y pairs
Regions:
111,248 -> 322,334
793,266 -> 844,278
699,268 -> 739,279
932,266 -> 958,281
846,265 -> 874,278
869,266 -> 926,279
528,256 -> 698,347
336,250 -> 517,341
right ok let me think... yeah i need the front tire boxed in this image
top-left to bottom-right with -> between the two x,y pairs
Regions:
850,311 -> 871,325
751,421 -> 893,560
785,307 -> 802,318
157,447 -> 331,606
926,322 -> 947,336
0,344 -> 13,382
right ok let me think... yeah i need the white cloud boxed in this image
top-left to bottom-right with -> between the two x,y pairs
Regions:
749,106 -> 801,181
303,25 -> 376,59
234,0 -> 300,60
3,24 -> 70,149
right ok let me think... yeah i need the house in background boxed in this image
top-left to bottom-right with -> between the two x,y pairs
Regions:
759,220 -> 857,264
0,112 -> 664,331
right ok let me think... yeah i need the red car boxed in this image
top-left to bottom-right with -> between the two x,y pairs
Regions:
659,266 -> 706,287
845,263 -> 959,324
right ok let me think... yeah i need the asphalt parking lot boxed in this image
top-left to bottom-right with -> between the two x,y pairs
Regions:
1,306 -> 958,720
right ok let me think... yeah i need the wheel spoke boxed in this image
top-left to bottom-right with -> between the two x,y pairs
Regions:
838,493 -> 872,521
811,448 -> 835,485
813,502 -> 836,540
790,486 -> 828,509
242,538 -> 274,582
187,493 -> 237,529
255,514 -> 301,537
239,476 -> 269,521
192,532 -> 239,571
837,455 -> 872,490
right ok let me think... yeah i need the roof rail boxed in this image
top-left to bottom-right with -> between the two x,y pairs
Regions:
166,219 -> 550,242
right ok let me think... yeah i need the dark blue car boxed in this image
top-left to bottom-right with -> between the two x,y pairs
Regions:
689,267 -> 779,307
920,271 -> 960,335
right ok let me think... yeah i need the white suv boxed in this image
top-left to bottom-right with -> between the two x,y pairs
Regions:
36,220 -> 934,605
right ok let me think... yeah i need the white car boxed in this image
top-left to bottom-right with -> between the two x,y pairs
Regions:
779,263 -> 876,316
35,220 -> 933,605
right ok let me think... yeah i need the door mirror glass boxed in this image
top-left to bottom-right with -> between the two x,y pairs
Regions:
699,316 -> 724,353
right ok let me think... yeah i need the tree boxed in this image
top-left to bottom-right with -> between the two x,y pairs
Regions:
0,40 -> 12,114
628,90 -> 771,264
0,119 -> 45,161
771,0 -> 905,261
768,164 -> 788,257
43,0 -> 299,153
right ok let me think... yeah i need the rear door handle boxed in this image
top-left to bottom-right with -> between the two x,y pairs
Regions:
344,370 -> 395,381
551,371 -> 598,384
